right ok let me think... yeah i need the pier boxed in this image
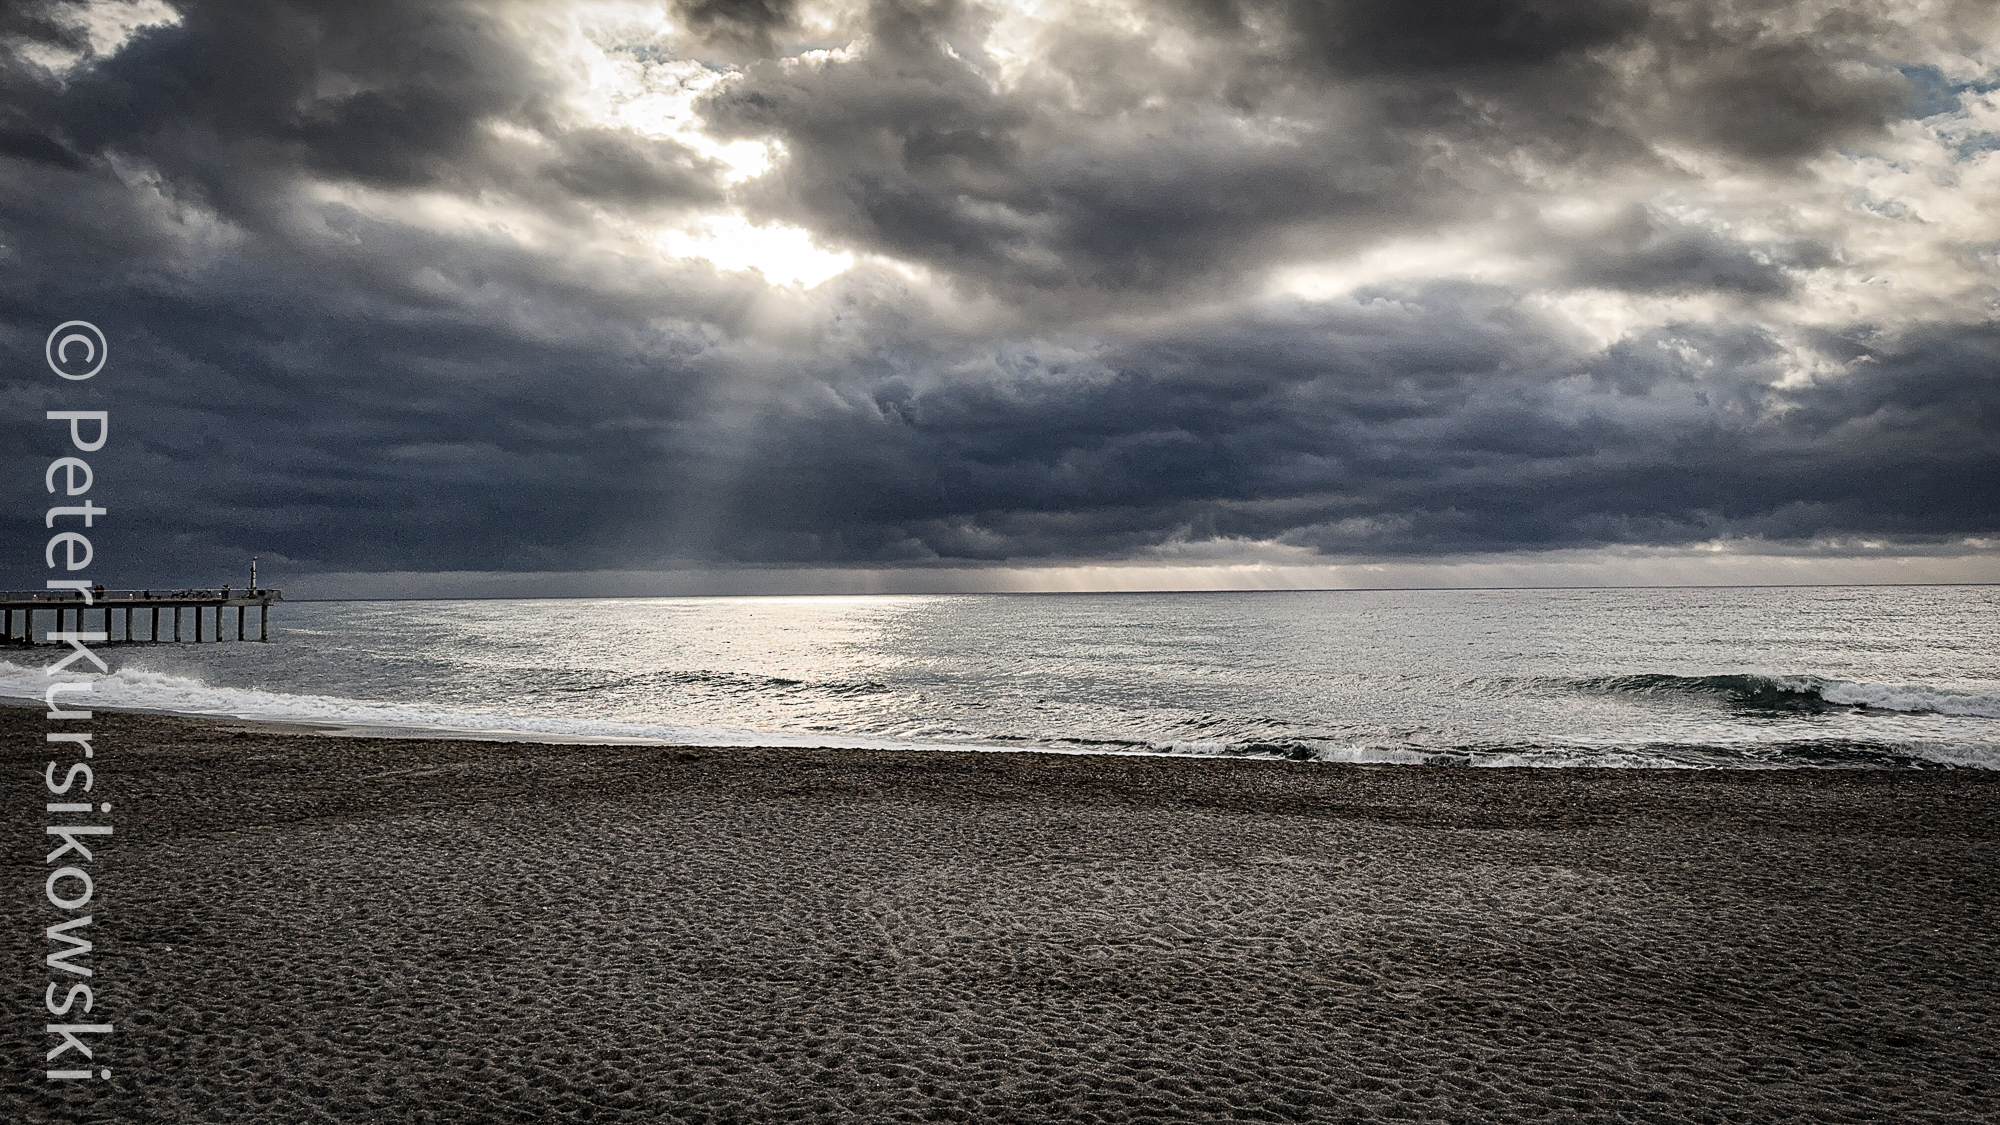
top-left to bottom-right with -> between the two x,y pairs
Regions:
2,588 -> 282,645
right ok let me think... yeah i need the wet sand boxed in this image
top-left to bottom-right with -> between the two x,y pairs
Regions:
5,705 -> 1998,1123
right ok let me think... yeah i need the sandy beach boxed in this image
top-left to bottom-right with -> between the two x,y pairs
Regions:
5,704 -> 1998,1124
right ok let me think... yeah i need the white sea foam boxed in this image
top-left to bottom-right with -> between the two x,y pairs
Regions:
1892,742 -> 2000,769
1807,678 -> 2000,719
4,657 -> 1993,769
0,660 -> 1025,753
1475,748 -> 1696,770
1308,745 -> 1447,766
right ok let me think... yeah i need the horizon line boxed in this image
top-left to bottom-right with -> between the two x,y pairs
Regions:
283,580 -> 2000,603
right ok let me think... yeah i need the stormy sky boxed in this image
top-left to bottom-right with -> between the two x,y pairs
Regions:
3,0 -> 1997,595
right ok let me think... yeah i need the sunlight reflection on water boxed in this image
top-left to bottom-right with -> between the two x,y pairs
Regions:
10,586 -> 1997,768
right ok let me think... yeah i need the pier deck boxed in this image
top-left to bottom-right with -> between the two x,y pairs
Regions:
2,588 -> 282,644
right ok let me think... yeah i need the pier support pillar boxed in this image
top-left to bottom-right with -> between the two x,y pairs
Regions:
19,608 -> 28,645
236,605 -> 244,641
3,608 -> 10,643
215,604 -> 224,642
195,606 -> 204,642
260,604 -> 269,642
174,606 -> 183,643
124,606 -> 133,643
104,606 -> 112,639
151,607 -> 160,643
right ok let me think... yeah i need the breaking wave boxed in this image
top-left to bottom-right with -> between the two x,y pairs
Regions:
0,660 -> 970,752
1574,673 -> 2000,719
1142,737 -> 1996,770
3,661 -> 1993,770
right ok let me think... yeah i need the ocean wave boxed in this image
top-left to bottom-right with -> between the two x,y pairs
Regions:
1575,673 -> 2000,719
1140,736 -> 1997,770
1507,738 -> 1997,771
515,668 -> 888,697
0,660 -> 959,752
1154,740 -> 1439,767
646,669 -> 889,697
3,661 -> 1991,770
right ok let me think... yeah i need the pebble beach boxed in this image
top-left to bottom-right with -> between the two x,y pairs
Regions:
6,705 -> 1998,1123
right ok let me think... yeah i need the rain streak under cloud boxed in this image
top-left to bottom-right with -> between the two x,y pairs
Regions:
1,0 -> 1997,594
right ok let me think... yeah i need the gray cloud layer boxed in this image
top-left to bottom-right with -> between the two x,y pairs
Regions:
1,0 -> 1994,588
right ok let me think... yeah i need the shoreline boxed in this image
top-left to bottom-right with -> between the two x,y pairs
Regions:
0,695 -> 1082,755
6,707 -> 1999,1123
5,697 -> 1995,771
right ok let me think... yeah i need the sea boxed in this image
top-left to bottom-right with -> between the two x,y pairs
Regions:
4,585 -> 1996,769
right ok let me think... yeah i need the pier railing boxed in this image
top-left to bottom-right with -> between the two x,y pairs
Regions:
0,588 -> 280,603
2,589 -> 282,644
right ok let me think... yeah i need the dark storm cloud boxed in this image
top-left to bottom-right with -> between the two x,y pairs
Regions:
685,296 -> 1999,562
1275,0 -> 1912,159
703,0 -> 1460,302
702,0 -> 1916,306
0,0 -> 1993,587
34,1 -> 542,194
1556,207 -> 1809,297
676,0 -> 802,59
4,0 -> 724,230
0,0 -> 745,584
